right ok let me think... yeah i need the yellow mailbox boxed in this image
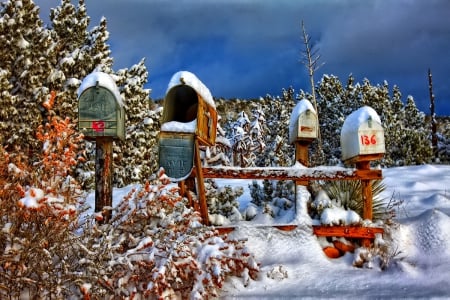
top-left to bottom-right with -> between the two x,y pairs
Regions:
289,99 -> 318,144
341,106 -> 385,162
78,72 -> 125,140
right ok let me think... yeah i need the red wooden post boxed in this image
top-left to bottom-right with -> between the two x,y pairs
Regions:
356,159 -> 373,247
356,160 -> 373,221
295,141 -> 311,186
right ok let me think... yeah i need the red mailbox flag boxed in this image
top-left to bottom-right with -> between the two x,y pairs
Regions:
92,121 -> 105,132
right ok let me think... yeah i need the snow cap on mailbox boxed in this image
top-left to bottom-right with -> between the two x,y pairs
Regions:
340,106 -> 385,162
77,71 -> 125,140
289,99 -> 318,144
161,71 -> 217,146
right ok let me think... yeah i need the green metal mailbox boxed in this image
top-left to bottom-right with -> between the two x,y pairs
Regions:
78,72 -> 125,140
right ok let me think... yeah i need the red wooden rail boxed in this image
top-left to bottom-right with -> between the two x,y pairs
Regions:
191,164 -> 384,242
194,165 -> 382,181
216,225 -> 384,239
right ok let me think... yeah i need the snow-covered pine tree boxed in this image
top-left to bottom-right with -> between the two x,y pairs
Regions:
49,0 -> 91,120
316,74 -> 349,165
112,59 -> 158,186
204,115 -> 232,166
231,111 -> 253,167
402,96 -> 433,165
258,91 -> 295,167
249,104 -> 266,156
0,69 -> 18,146
383,85 -> 406,165
249,180 -> 264,207
0,0 -> 53,154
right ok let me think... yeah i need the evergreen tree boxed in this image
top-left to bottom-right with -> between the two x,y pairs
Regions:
249,180 -> 264,207
262,179 -> 274,202
402,96 -> 432,165
49,0 -> 91,120
112,59 -> 156,186
259,92 -> 295,167
0,0 -> 53,153
384,85 -> 405,165
231,111 -> 253,167
316,74 -> 347,164
0,69 -> 18,146
205,115 -> 232,166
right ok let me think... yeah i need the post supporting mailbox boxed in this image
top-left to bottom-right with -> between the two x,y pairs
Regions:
159,71 -> 217,225
78,71 -> 124,222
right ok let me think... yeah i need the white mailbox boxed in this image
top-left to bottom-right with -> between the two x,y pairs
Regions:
289,99 -> 318,144
341,106 -> 385,162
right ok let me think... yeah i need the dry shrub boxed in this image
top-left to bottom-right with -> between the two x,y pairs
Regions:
0,115 -> 86,298
0,111 -> 259,298
77,168 -> 260,299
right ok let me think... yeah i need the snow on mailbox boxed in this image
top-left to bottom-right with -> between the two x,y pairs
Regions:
289,99 -> 318,144
161,71 -> 217,146
340,106 -> 385,162
78,72 -> 125,140
159,71 -> 217,181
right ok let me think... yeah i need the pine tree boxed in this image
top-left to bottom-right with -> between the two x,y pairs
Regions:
113,59 -> 157,186
259,92 -> 295,167
402,96 -> 432,165
0,69 -> 18,146
231,111 -> 252,167
0,0 -> 53,154
49,0 -> 91,120
384,85 -> 405,165
205,115 -> 232,166
316,74 -> 347,164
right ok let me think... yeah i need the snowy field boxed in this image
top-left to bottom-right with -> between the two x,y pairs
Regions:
99,164 -> 450,299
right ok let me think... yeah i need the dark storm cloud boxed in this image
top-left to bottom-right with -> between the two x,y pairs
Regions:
35,0 -> 450,114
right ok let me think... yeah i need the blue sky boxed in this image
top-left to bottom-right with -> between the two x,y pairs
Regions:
36,0 -> 450,115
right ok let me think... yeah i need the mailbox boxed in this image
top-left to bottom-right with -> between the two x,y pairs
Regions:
161,71 -> 217,146
159,71 -> 217,181
78,72 -> 125,140
289,99 -> 318,144
340,106 -> 385,162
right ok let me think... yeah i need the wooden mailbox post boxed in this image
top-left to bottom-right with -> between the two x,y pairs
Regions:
159,71 -> 217,225
78,72 -> 125,222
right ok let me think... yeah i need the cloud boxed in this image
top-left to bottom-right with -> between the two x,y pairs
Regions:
34,0 -> 450,114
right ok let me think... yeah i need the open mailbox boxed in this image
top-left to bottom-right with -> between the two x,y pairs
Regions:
159,71 -> 217,181
340,106 -> 385,162
78,72 -> 125,140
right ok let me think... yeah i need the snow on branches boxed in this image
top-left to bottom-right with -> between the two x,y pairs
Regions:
77,169 -> 259,298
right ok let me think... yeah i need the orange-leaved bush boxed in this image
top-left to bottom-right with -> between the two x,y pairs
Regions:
76,168 -> 260,299
0,110 -> 87,298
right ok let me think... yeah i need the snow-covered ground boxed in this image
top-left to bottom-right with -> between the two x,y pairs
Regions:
100,164 -> 450,298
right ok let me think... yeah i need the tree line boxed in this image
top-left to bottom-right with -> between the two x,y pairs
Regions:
1,0 -> 448,190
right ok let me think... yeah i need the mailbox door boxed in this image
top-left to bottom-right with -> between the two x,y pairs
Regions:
298,112 -> 318,140
358,122 -> 385,155
159,132 -> 195,181
78,87 -> 119,138
196,97 -> 217,146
